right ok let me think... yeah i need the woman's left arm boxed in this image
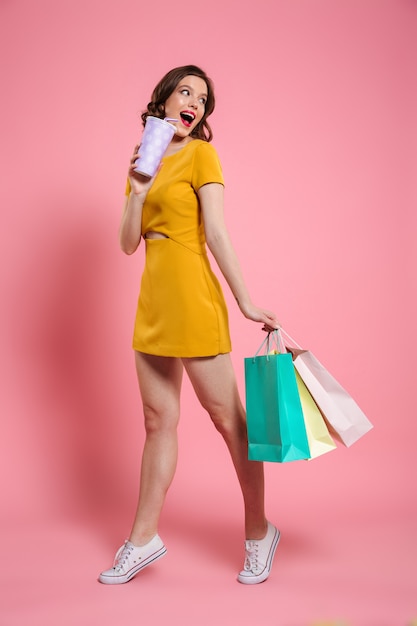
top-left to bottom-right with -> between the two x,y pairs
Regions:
199,183 -> 279,331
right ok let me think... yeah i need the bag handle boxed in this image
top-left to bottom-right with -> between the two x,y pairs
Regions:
270,329 -> 286,354
279,328 -> 303,350
252,329 -> 287,360
252,329 -> 304,358
253,333 -> 270,358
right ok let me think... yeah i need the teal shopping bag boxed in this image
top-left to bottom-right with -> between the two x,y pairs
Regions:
244,340 -> 311,463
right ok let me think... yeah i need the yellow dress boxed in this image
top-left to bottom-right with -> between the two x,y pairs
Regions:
127,139 -> 232,357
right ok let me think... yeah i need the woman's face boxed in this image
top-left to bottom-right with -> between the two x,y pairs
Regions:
164,75 -> 208,140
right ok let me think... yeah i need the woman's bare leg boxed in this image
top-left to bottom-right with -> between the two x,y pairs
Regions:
183,353 -> 267,540
128,351 -> 183,546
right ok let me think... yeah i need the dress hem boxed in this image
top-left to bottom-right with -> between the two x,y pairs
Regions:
132,344 -> 232,358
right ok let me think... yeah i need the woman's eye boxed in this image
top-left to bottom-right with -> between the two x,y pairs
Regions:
199,98 -> 207,105
180,89 -> 190,96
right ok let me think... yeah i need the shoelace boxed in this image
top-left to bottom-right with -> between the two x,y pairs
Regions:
113,541 -> 133,572
243,540 -> 259,571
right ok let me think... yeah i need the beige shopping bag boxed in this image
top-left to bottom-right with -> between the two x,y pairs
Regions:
294,370 -> 337,458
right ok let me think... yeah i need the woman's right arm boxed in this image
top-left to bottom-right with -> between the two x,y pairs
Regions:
118,146 -> 156,255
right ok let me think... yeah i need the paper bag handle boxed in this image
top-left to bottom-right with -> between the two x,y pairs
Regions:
279,328 -> 303,350
252,329 -> 304,360
252,329 -> 286,359
253,333 -> 269,358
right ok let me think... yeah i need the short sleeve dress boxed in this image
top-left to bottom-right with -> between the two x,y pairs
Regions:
127,139 -> 232,358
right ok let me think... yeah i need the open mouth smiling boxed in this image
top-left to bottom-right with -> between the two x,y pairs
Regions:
180,111 -> 196,127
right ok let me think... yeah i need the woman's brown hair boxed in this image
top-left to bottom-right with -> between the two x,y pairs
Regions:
141,65 -> 215,142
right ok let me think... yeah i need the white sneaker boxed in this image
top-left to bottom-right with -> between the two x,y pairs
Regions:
98,535 -> 167,584
237,522 -> 280,584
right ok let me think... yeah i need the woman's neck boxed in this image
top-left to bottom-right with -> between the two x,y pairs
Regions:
164,136 -> 194,157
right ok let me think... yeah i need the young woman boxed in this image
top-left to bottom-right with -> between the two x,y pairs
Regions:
99,65 -> 280,586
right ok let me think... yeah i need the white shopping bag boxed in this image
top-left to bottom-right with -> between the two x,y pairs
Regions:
282,330 -> 373,447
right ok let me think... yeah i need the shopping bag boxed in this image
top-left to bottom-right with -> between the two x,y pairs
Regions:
244,334 -> 310,462
294,369 -> 337,459
282,330 -> 373,447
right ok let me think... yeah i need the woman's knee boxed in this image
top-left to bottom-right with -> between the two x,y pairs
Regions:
208,402 -> 246,440
142,403 -> 180,436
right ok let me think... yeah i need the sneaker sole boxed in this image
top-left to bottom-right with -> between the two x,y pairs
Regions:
237,528 -> 280,585
98,545 -> 167,585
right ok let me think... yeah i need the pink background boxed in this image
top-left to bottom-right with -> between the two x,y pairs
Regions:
1,0 -> 416,624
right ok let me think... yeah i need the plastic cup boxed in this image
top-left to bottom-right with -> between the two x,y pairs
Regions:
134,116 -> 177,177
